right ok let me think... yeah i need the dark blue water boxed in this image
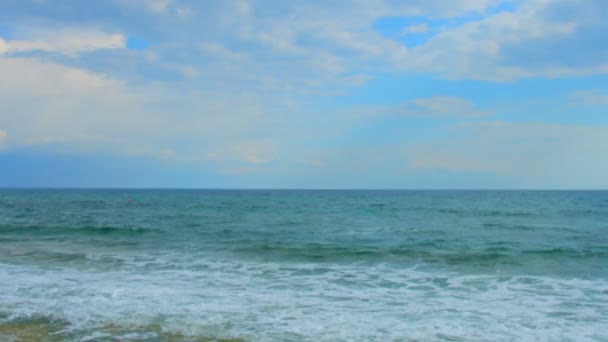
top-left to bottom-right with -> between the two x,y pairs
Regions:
1,190 -> 607,341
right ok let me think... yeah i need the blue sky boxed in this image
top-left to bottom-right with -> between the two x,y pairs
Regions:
0,0 -> 607,188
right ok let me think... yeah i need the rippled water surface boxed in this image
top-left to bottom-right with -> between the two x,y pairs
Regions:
1,190 -> 607,341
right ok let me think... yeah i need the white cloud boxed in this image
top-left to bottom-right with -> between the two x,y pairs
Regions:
3,0 -> 607,85
206,140 -> 279,167
354,96 -> 489,119
200,43 -> 249,61
395,0 -> 608,80
1,0 -> 607,188
0,55 -> 288,167
190,0 -> 607,82
402,23 -> 429,35
0,57 -> 135,146
25,0 -> 593,99
406,96 -> 489,117
177,65 -> 199,79
0,30 -> 125,56
571,90 -> 608,105
236,141 -> 277,165
409,121 -> 608,187
147,0 -> 173,13
0,129 -> 6,146
175,7 -> 194,18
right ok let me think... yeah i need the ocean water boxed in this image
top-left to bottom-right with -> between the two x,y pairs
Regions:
0,190 -> 607,341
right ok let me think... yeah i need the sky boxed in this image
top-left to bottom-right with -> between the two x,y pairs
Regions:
0,0 -> 607,189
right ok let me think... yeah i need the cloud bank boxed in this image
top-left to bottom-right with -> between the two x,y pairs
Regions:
0,0 -> 607,188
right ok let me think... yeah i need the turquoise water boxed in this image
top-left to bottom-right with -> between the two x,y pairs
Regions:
0,190 -> 607,341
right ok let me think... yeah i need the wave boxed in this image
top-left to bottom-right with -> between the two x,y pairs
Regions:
481,223 -> 539,231
1,259 -> 606,341
522,247 -> 608,258
231,242 -> 608,265
0,224 -> 151,237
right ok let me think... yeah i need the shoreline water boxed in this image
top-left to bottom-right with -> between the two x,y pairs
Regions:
1,190 -> 607,341
0,320 -> 245,342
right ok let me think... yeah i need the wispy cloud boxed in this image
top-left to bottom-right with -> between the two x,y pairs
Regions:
0,29 -> 125,56
0,0 -> 607,187
0,55 -> 285,167
354,96 -> 490,119
401,23 -> 429,35
0,129 -> 6,147
571,90 -> 608,105
397,0 -> 608,81
410,121 -> 608,188
404,96 -> 490,117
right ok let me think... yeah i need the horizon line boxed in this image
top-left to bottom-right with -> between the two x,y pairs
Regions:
1,187 -> 607,191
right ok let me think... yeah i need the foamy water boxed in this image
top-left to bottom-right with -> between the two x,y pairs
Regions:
1,190 -> 607,341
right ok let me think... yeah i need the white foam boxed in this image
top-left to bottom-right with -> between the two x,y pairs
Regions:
0,259 -> 607,341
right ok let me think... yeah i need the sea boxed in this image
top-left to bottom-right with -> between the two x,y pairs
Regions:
0,189 -> 607,341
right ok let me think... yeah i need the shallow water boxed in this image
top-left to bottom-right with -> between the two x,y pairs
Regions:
1,190 -> 607,341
